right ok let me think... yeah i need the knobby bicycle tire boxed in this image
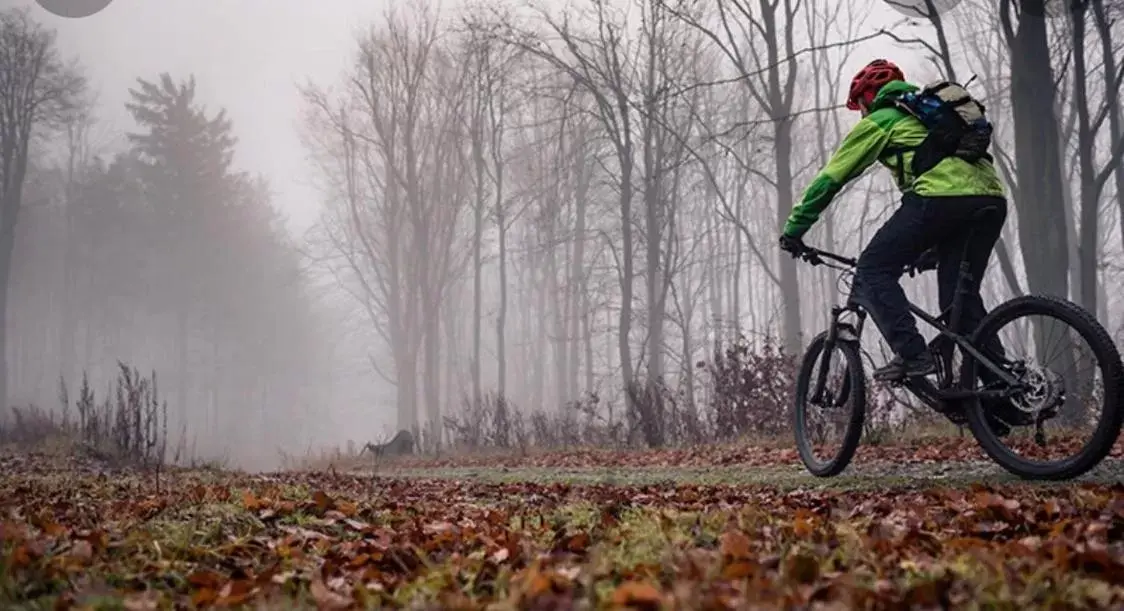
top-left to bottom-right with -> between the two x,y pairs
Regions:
794,331 -> 867,477
959,294 -> 1124,480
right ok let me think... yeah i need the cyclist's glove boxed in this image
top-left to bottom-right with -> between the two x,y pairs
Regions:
779,234 -> 806,257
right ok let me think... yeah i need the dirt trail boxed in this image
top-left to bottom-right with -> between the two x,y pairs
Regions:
349,435 -> 1124,491
363,456 -> 1124,491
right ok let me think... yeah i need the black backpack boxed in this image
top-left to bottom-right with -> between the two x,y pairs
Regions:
887,78 -> 994,181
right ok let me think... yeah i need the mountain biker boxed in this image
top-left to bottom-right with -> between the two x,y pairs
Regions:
778,59 -> 1008,389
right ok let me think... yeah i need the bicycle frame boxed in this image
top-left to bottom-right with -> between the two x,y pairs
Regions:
799,246 -> 1025,408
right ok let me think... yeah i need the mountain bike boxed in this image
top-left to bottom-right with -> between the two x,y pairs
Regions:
789,207 -> 1124,480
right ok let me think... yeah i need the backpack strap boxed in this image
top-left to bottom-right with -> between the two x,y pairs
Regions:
878,94 -> 924,187
881,144 -> 913,188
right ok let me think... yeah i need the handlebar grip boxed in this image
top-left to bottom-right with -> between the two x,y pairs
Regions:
801,251 -> 823,265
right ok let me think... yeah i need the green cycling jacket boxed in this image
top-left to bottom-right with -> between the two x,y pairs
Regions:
782,80 -> 1007,238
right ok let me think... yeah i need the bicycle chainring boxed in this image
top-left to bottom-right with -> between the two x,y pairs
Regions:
1011,365 -> 1065,418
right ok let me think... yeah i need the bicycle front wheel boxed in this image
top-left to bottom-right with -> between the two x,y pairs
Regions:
960,294 -> 1124,480
793,331 -> 867,477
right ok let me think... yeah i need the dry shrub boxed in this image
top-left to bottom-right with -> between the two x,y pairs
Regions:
444,392 -> 527,451
1,362 -> 176,467
0,404 -> 65,446
440,391 -> 628,452
702,336 -> 797,441
422,333 -> 964,458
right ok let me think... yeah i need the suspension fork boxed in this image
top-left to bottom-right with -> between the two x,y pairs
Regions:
810,304 -> 866,404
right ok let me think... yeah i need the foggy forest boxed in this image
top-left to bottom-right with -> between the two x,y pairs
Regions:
3,0 -> 1123,471
6,0 -> 1124,608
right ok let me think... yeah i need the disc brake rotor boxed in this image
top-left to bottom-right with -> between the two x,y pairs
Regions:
1011,365 -> 1065,417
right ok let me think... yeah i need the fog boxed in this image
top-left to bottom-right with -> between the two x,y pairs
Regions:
3,0 -> 409,467
2,0 -> 1122,470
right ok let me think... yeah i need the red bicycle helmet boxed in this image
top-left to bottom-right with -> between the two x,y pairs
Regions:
846,59 -> 905,110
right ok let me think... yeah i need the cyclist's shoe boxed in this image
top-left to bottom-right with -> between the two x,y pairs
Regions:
873,353 -> 937,381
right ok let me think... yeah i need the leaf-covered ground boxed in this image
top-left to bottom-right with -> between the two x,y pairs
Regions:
2,450 -> 1123,610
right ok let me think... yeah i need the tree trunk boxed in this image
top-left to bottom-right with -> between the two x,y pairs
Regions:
582,279 -> 594,397
471,149 -> 484,410
567,133 -> 589,404
1003,0 -> 1079,423
731,176 -> 743,338
680,274 -> 697,437
444,292 -> 458,440
175,308 -> 189,419
704,208 -> 722,352
546,214 -> 567,408
60,187 -> 76,392
0,193 -> 19,410
396,341 -> 419,435
1070,1 -> 1099,315
491,81 -> 509,434
496,195 -> 508,413
618,158 -> 636,438
423,306 -> 441,452
775,116 -> 801,353
1005,0 -> 1069,299
1098,4 -> 1124,259
531,263 -> 546,409
643,121 -> 665,447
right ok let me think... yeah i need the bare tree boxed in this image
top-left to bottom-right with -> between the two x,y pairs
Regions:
497,1 -> 642,424
802,0 -> 870,326
1000,0 -> 1070,300
301,3 -> 471,438
564,93 -> 597,403
0,8 -> 84,409
465,24 -> 491,414
1093,0 -> 1124,262
662,0 -> 806,354
461,16 -> 526,417
1065,0 -> 1124,317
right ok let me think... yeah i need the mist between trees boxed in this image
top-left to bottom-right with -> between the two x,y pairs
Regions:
2,0 -> 1123,469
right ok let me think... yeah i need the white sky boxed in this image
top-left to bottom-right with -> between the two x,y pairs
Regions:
5,0 -> 408,237
6,0 -> 916,238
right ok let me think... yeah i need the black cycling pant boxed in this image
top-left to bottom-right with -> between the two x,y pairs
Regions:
849,192 -> 1008,363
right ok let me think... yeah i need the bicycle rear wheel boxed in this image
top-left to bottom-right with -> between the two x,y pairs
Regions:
959,295 -> 1124,480
793,331 -> 867,477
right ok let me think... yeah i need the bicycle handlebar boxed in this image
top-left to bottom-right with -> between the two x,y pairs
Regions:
792,245 -> 933,277
793,245 -> 857,268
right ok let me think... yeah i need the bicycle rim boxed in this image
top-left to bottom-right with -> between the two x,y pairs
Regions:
794,332 -> 867,477
960,295 -> 1124,480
